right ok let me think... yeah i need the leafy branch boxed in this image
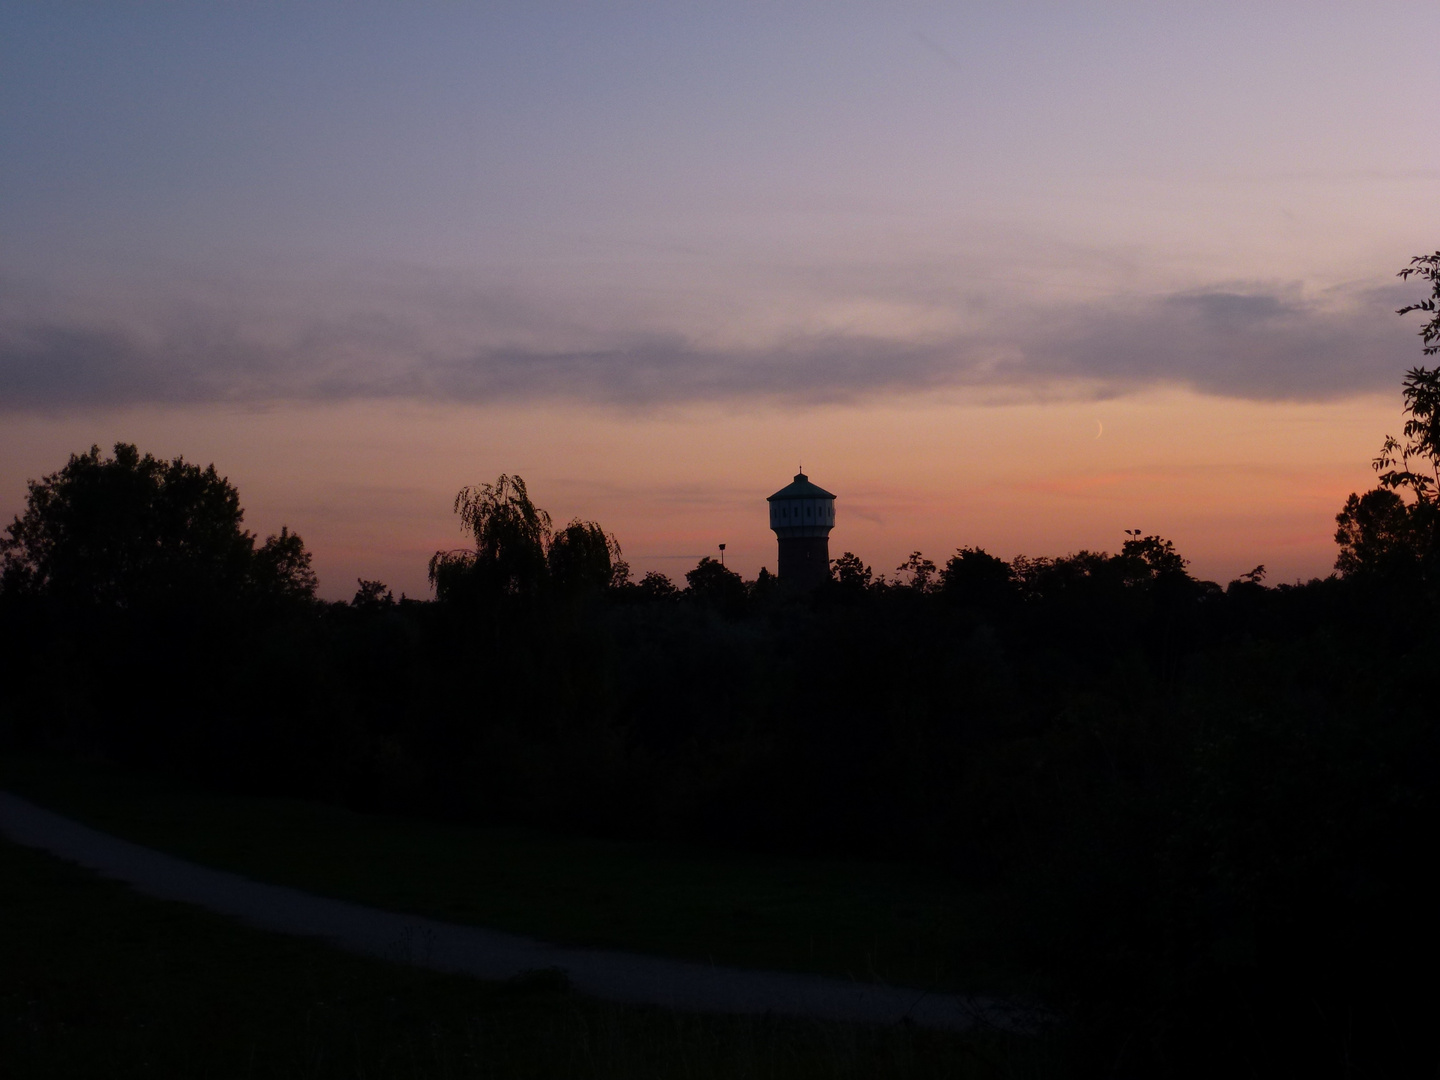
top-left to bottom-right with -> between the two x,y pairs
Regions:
1397,251 -> 1440,356
1374,254 -> 1440,507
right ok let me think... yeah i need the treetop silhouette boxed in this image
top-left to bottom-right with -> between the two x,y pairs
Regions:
0,442 -> 315,609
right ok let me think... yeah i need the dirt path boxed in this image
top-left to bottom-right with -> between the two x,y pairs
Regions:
0,790 -> 1042,1033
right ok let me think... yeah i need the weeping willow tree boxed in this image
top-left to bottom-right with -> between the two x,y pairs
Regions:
548,518 -> 626,598
429,474 -> 624,612
429,474 -> 553,605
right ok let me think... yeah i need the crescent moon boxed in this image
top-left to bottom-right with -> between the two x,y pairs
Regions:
1095,419 -> 1104,439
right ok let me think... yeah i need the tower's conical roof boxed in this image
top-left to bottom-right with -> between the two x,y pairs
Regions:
766,472 -> 836,502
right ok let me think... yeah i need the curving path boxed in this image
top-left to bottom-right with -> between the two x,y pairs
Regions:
0,790 -> 1044,1033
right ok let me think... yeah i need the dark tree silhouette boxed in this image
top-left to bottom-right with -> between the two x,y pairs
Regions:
1339,254 -> 1440,570
1382,256 -> 1440,488
352,578 -> 395,609
547,519 -> 624,597
894,551 -> 938,592
830,551 -> 873,590
1334,488 -> 1429,578
429,474 -> 552,603
1118,534 -> 1188,579
1396,251 -> 1440,356
633,570 -> 679,601
939,547 -> 1015,608
748,565 -> 779,602
1373,367 -> 1440,512
684,556 -> 746,613
252,526 -> 319,603
0,443 -> 314,608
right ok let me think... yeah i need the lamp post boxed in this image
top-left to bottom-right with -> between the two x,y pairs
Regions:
718,543 -> 726,567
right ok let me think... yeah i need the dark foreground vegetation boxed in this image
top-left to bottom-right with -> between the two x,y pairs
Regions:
3,256 -> 1440,1076
1,836 -> 1031,1079
0,753 -> 1019,998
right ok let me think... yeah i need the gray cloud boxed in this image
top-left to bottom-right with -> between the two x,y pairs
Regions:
1038,285 -> 1419,400
0,277 -> 1425,412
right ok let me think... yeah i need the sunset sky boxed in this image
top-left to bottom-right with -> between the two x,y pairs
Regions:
3,3 -> 1439,598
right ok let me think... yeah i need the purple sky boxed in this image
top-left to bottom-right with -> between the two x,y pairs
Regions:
3,3 -> 1439,596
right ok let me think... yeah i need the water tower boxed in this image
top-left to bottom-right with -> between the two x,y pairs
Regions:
767,470 -> 836,589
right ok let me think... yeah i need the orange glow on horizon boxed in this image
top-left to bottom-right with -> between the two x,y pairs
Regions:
0,389 -> 1399,599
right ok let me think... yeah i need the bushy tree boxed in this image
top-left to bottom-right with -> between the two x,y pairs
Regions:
352,578 -> 395,609
252,526 -> 319,603
894,551 -> 938,592
1011,550 -> 1110,599
1118,534 -> 1188,580
547,518 -> 624,597
1334,488 -> 1430,578
684,556 -> 747,613
1335,253 -> 1440,574
830,551 -> 873,591
939,547 -> 1016,608
1372,367 -> 1440,513
632,570 -> 679,601
748,565 -> 780,602
1376,253 -> 1440,510
0,443 -> 314,609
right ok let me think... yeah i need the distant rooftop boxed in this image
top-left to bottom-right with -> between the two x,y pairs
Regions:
767,472 -> 837,502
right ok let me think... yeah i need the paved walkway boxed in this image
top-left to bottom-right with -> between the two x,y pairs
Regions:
0,790 -> 1044,1033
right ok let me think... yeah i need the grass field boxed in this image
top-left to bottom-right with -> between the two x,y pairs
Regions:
0,754 -> 1036,997
0,835 -> 1061,1078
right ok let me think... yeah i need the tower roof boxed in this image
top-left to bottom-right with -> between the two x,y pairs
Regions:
766,472 -> 836,502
